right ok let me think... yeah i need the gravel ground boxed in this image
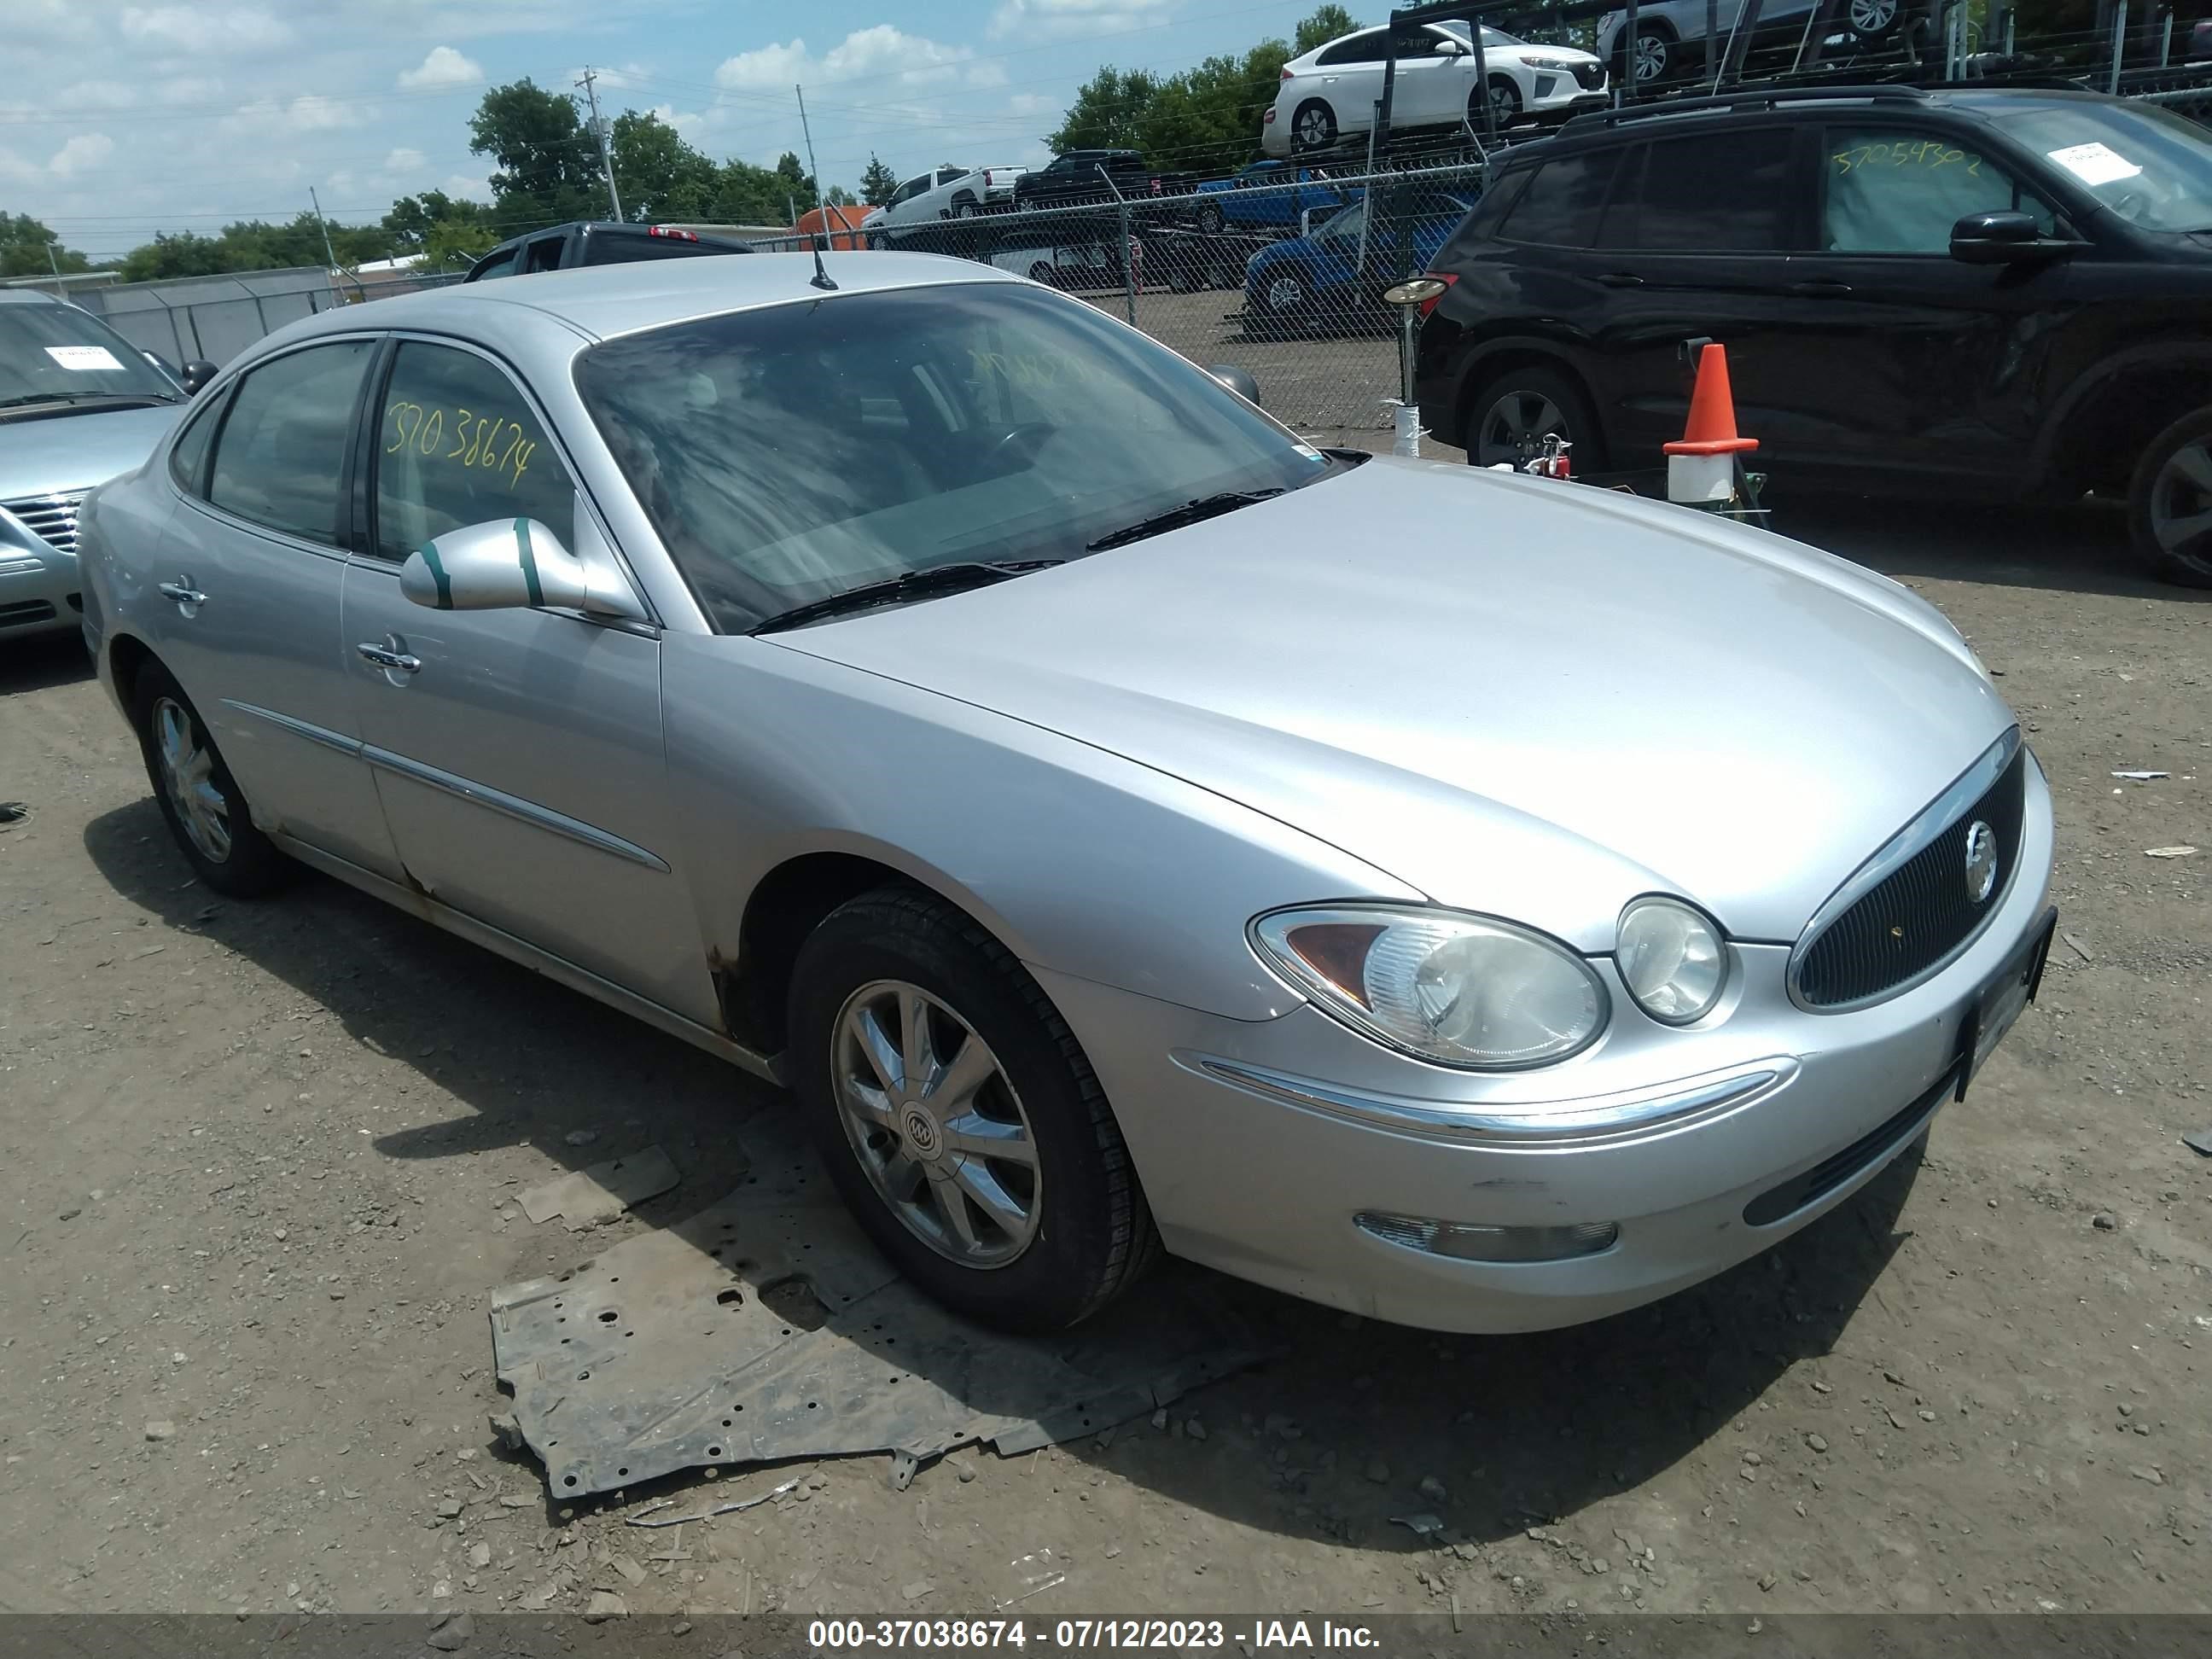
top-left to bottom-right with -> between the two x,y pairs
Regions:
1,492 -> 2207,1621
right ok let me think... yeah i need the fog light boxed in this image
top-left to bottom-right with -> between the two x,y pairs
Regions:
1355,1211 -> 1618,1263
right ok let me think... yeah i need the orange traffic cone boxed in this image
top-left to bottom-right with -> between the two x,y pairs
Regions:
1663,343 -> 1756,506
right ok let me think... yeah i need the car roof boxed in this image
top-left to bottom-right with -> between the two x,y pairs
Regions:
0,289 -> 65,306
262,250 -> 1027,347
1510,83 -> 2131,167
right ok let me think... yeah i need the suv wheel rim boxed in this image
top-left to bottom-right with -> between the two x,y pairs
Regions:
1476,388 -> 1568,468
831,980 -> 1041,1268
1634,32 -> 1668,79
2150,439 -> 2212,573
1848,0 -> 1896,30
152,696 -> 231,863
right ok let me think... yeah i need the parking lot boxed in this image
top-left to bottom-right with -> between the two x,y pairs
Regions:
3,490 -> 2206,1620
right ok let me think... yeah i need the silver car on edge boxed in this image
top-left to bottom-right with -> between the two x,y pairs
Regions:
77,252 -> 2057,1335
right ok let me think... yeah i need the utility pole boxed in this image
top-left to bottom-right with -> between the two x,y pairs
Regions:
795,83 -> 830,239
309,186 -> 338,269
577,67 -> 625,222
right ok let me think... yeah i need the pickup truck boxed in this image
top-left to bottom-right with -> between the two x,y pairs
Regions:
463,221 -> 753,282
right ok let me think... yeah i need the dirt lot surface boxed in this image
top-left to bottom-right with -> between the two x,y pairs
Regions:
2,493 -> 2208,1623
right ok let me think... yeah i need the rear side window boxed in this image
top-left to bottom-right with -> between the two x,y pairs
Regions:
167,391 -> 224,496
1495,150 -> 1620,246
206,341 -> 373,546
523,236 -> 567,273
1317,30 -> 1386,66
1611,131 -> 1796,251
1823,128 -> 2057,253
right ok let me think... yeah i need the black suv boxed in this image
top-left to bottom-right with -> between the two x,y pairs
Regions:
464,221 -> 753,282
1012,149 -> 1155,211
1414,84 -> 2212,585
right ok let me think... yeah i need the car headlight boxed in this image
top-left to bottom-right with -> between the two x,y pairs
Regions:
1523,55 -> 1574,70
1615,897 -> 1727,1026
1251,905 -> 1608,1069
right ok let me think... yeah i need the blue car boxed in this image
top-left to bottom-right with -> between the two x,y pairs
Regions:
1243,189 -> 1479,331
1190,160 -> 1344,234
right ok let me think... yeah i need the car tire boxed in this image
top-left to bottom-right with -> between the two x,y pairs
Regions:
1290,99 -> 1337,154
2127,405 -> 2212,589
1464,363 -> 1605,473
1617,23 -> 1674,87
131,660 -> 293,897
1844,0 -> 1902,40
1196,202 -> 1225,235
867,231 -> 888,251
787,886 -> 1160,1333
953,197 -> 978,218
1028,260 -> 1057,285
1481,76 -> 1522,128
1262,268 -> 1310,319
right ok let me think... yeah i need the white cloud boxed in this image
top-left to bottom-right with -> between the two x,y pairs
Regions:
121,5 -> 293,53
1005,91 -> 1058,116
714,27 -> 1003,96
49,134 -> 119,177
441,172 -> 492,201
383,147 -> 428,172
987,0 -> 1174,42
397,45 -> 482,90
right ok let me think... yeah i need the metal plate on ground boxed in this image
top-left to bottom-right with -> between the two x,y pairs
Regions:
490,1130 -> 1273,1497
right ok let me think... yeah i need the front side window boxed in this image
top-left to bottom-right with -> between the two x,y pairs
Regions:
370,342 -> 573,562
1617,131 -> 1795,251
0,301 -> 182,411
469,246 -> 521,281
1496,150 -> 1619,246
205,340 -> 373,545
575,282 -> 1336,632
1993,99 -> 2212,233
1825,128 -> 2056,253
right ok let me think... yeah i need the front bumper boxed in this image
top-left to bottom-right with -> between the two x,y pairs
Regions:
0,544 -> 81,640
1037,755 -> 2055,1334
1527,67 -> 1608,111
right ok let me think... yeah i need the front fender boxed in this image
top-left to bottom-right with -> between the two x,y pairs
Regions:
660,633 -> 1423,1022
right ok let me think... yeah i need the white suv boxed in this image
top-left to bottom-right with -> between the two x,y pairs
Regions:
1263,22 -> 1605,156
1596,0 -> 1903,87
862,165 -> 1026,245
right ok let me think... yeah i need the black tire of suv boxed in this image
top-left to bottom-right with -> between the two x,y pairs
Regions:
131,661 -> 295,897
2128,406 -> 2212,589
787,887 -> 1161,1333
1463,364 -> 1606,474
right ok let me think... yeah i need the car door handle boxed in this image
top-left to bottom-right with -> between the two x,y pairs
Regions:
356,643 -> 422,674
157,580 -> 207,606
1596,271 -> 1644,288
1786,280 -> 1854,297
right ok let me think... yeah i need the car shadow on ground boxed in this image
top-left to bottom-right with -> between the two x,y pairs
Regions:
82,793 -> 1920,1547
0,632 -> 96,696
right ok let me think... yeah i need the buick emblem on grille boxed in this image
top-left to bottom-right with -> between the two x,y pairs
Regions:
1964,819 -> 1999,905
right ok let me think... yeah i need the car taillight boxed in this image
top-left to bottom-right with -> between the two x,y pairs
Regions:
1264,108 -> 1276,123
1281,67 -> 1294,79
648,225 -> 699,241
1417,272 -> 1457,318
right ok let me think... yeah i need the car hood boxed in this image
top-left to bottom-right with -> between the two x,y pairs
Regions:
0,402 -> 181,504
774,458 -> 2014,947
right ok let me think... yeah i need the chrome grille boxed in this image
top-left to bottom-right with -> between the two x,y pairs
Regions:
1792,736 -> 2028,1010
3,492 -> 89,555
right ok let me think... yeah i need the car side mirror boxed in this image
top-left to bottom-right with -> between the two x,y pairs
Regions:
1949,211 -> 2071,265
1207,364 -> 1260,405
402,518 -> 593,614
180,359 -> 218,395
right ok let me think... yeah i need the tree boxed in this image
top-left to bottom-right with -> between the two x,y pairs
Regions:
382,191 -> 497,253
859,154 -> 899,207
1295,5 -> 1360,54
609,111 -> 719,221
469,79 -> 602,224
824,184 -> 856,208
1048,67 -> 1160,154
1136,42 -> 1295,178
0,212 -> 90,278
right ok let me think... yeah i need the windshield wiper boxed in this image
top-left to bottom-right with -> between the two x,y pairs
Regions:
1084,489 -> 1284,552
0,391 -> 179,411
748,559 -> 1063,635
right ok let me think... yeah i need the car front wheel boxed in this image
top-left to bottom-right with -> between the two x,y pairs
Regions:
1481,76 -> 1522,127
1196,202 -> 1225,234
788,888 -> 1159,1332
131,661 -> 293,896
1464,364 -> 1604,472
2128,405 -> 2212,589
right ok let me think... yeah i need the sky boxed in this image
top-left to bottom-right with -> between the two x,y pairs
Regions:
3,1 -> 1346,260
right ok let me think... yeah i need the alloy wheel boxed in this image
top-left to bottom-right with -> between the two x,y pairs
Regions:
1848,0 -> 1898,31
1475,388 -> 1569,468
1295,103 -> 1335,149
1633,32 -> 1669,82
2148,438 -> 2212,576
1266,274 -> 1307,314
830,980 -> 1042,1267
152,696 -> 232,863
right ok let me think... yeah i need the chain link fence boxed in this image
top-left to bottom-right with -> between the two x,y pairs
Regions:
851,161 -> 1490,439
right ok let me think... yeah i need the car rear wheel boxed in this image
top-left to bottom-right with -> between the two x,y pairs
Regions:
1846,0 -> 1901,38
1196,201 -> 1225,234
1291,99 -> 1337,154
1619,24 -> 1674,85
953,197 -> 979,218
2128,406 -> 2212,589
1481,77 -> 1522,127
788,887 -> 1159,1332
1464,364 -> 1604,472
131,661 -> 293,897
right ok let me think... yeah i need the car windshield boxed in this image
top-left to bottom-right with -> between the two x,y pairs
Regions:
574,282 -> 1336,632
1441,23 -> 1525,48
0,302 -> 179,408
1994,99 -> 2212,233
